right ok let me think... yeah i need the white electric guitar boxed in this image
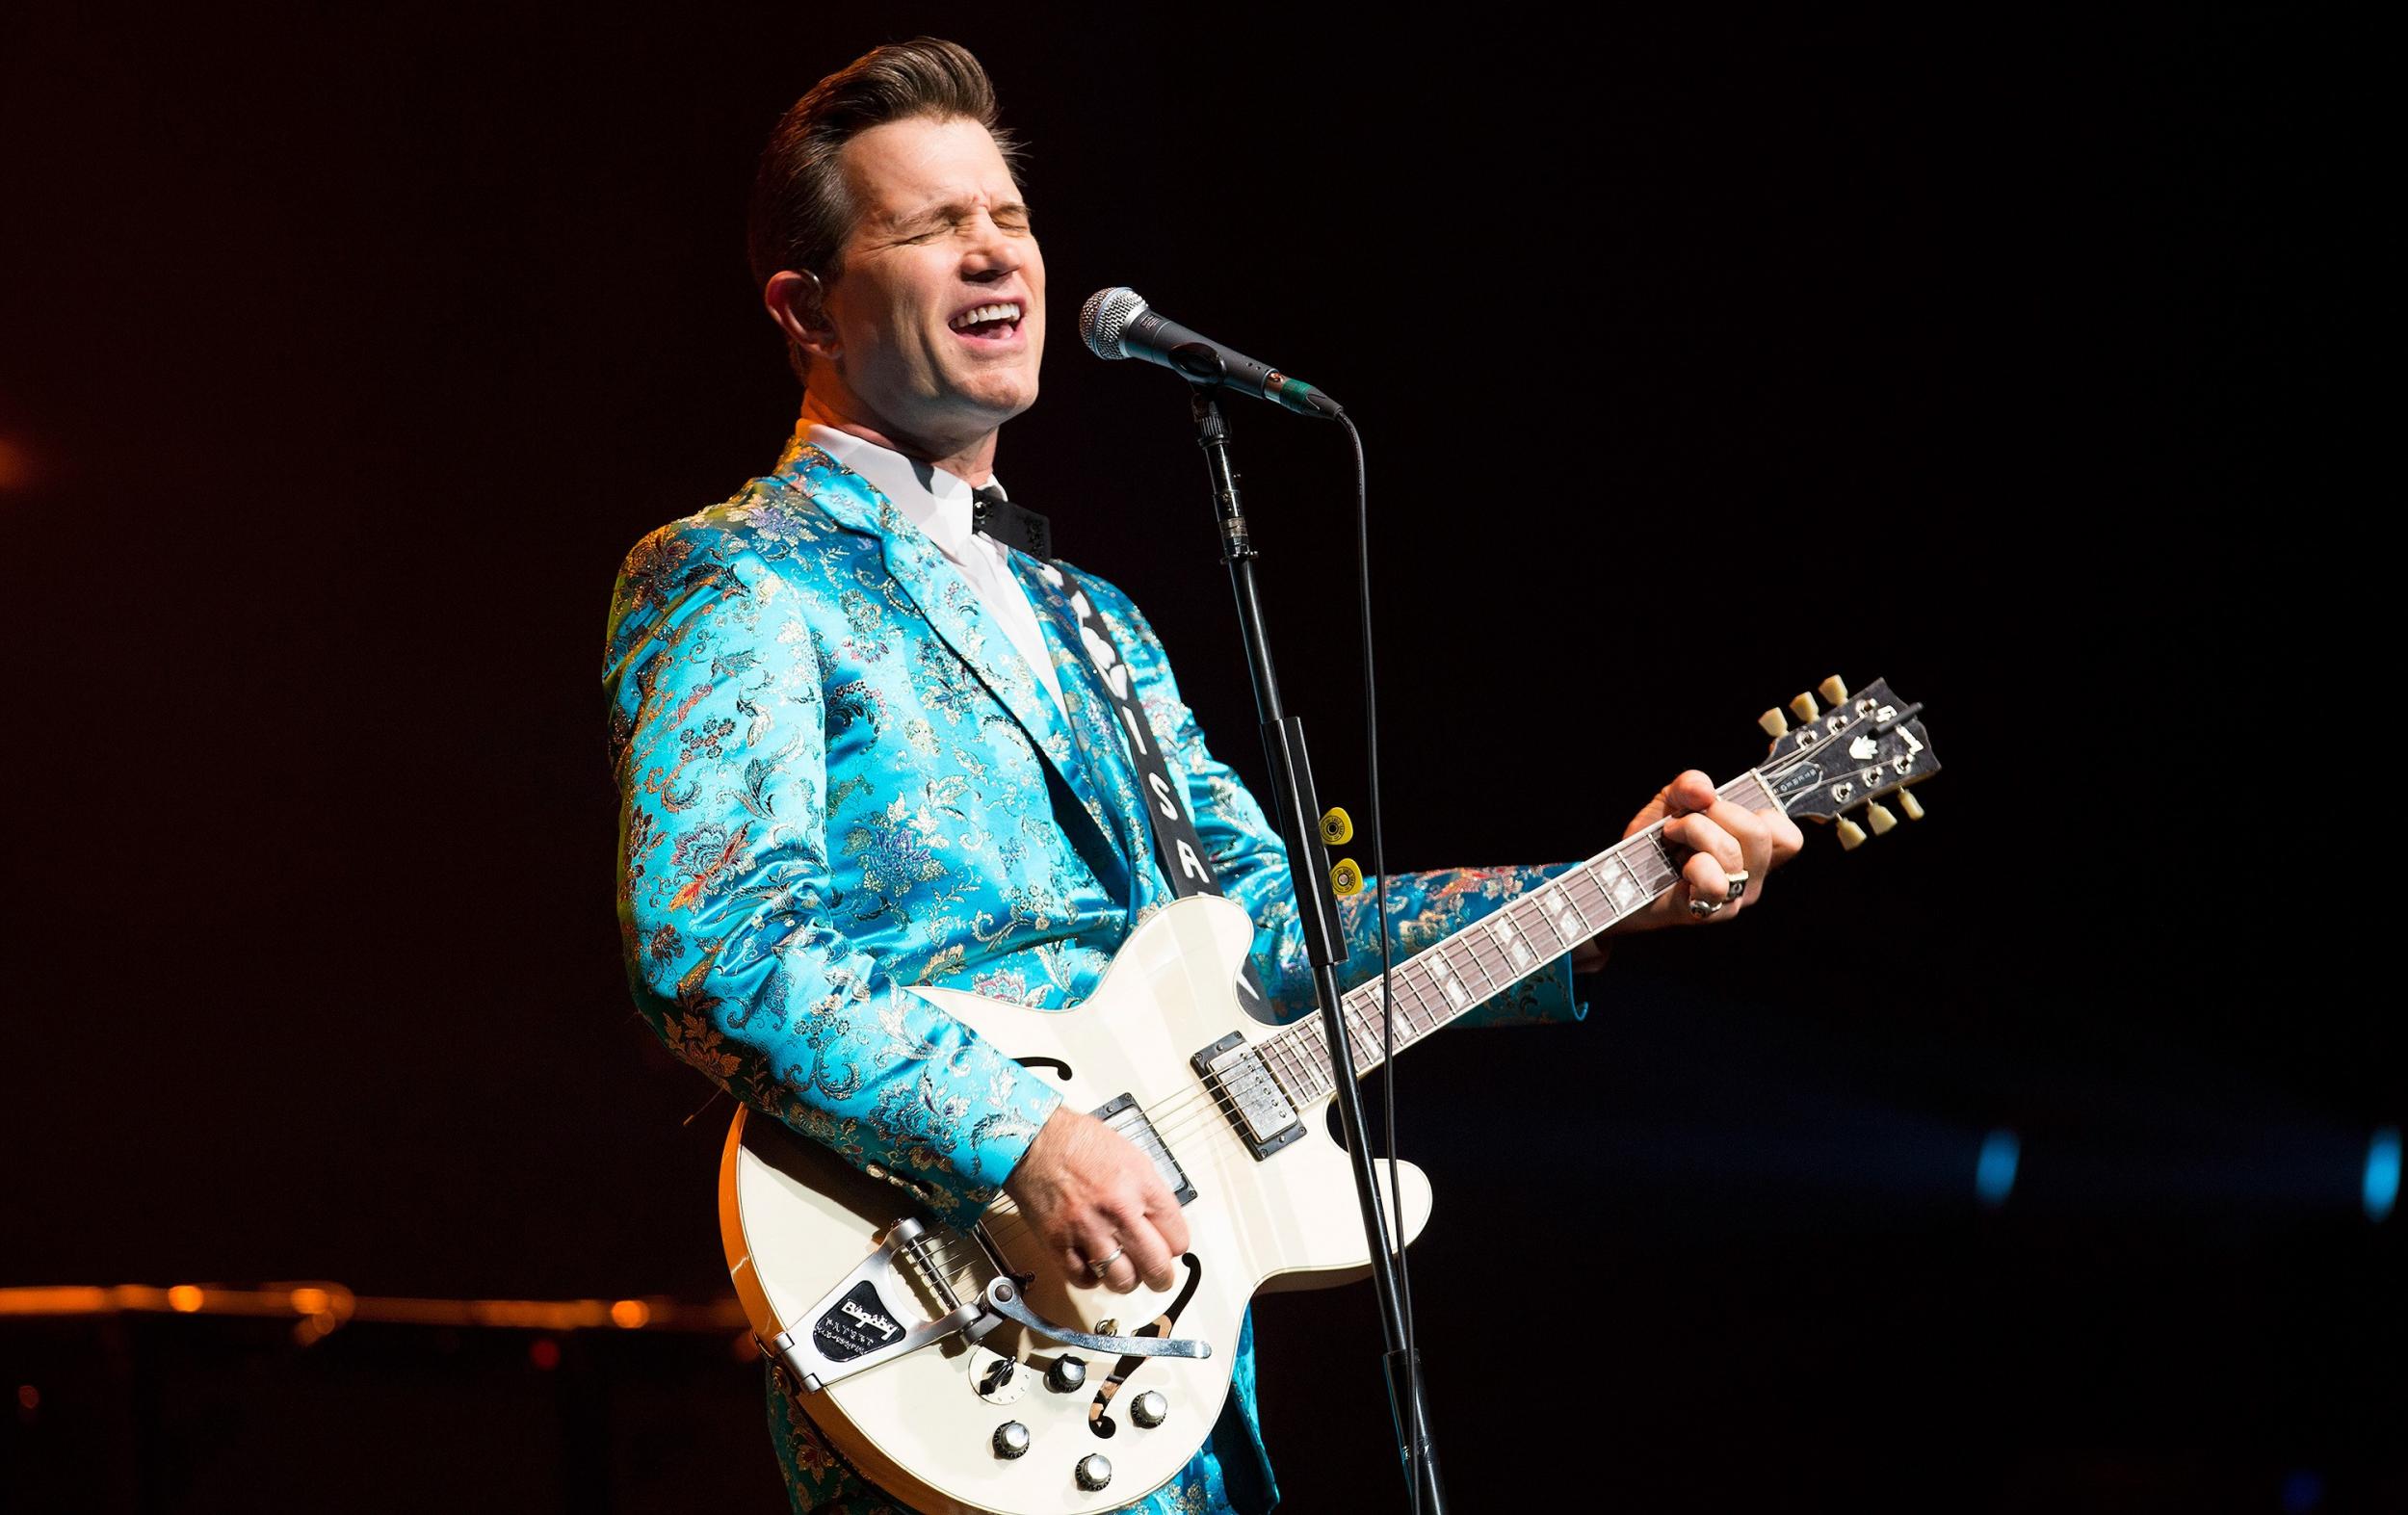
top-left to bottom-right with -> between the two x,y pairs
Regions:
720,677 -> 1937,1514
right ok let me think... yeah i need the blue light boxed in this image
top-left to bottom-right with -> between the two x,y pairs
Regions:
2365,1128 -> 2400,1224
1976,1128 -> 2020,1209
2281,1468 -> 2326,1514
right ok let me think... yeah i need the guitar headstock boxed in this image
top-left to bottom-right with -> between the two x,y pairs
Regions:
1755,675 -> 1938,849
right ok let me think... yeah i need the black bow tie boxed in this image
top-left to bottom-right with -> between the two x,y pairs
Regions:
971,483 -> 1054,561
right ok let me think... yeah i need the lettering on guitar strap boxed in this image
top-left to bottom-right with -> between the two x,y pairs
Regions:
1023,560 -> 1274,1018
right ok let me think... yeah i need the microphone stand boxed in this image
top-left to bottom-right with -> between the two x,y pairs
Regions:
1184,382 -> 1446,1514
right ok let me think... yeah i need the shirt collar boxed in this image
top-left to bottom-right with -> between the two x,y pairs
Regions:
798,421 -> 1004,559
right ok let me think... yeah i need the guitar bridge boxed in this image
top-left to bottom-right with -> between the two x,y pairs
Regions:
761,1217 -> 985,1395
1191,1032 -> 1304,1161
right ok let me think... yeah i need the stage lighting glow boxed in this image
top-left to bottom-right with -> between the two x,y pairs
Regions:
167,1285 -> 204,1313
1976,1128 -> 2019,1208
2281,1468 -> 2326,1514
2366,1128 -> 2400,1224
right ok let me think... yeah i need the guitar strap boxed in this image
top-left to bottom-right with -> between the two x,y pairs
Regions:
992,523 -> 1276,1022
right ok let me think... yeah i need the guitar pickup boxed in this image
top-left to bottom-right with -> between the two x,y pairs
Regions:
1191,1032 -> 1304,1161
1094,1091 -> 1198,1206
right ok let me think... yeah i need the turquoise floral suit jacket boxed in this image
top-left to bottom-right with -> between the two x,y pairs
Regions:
604,428 -> 1584,1513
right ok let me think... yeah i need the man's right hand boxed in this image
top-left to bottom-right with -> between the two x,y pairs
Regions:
1002,1106 -> 1190,1293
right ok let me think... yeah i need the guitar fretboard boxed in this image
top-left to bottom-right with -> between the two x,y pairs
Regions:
1246,770 -> 1780,1102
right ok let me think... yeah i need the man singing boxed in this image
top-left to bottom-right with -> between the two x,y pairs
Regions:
604,38 -> 1799,1514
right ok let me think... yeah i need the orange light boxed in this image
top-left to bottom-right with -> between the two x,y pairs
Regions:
0,1287 -> 111,1315
609,1298 -> 650,1329
290,1288 -> 331,1316
167,1286 -> 204,1313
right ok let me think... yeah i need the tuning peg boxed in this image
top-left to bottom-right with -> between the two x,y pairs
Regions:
1898,789 -> 1924,822
1320,807 -> 1354,845
1758,708 -> 1790,739
1818,675 -> 1849,706
1836,817 -> 1868,850
1867,800 -> 1898,836
1789,692 -> 1821,723
1330,857 -> 1364,896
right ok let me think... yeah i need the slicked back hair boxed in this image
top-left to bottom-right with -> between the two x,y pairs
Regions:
748,38 -> 1024,382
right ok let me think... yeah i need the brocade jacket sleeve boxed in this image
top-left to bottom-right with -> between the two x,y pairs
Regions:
606,528 -> 1062,1229
1076,572 -> 1588,1031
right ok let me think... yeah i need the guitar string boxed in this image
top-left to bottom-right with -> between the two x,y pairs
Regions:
905,854 -> 1901,1285
870,726 -> 1921,1276
1077,794 -> 1712,1141
907,783 -> 1727,1267
1151,746 -> 1917,1146
989,747 -> 1911,1167
1044,748 -> 1908,1152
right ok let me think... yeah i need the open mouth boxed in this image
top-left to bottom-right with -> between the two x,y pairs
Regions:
948,300 -> 1024,341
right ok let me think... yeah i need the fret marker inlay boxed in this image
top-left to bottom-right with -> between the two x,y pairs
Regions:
1434,963 -> 1471,1010
1493,919 -> 1534,970
1547,893 -> 1576,936
1604,861 -> 1642,912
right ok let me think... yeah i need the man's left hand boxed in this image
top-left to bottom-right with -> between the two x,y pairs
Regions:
1569,770 -> 1805,969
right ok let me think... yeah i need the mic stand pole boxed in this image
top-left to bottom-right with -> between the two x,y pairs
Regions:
1186,385 -> 1445,1514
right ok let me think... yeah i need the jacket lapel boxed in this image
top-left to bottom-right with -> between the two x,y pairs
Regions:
773,443 -> 1133,884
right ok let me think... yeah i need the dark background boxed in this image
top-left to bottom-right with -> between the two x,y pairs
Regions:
3,6 -> 2394,1512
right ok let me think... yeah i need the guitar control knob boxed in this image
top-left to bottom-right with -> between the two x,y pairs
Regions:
1129,1390 -> 1168,1428
992,1421 -> 1031,1459
1046,1355 -> 1086,1393
1074,1453 -> 1113,1492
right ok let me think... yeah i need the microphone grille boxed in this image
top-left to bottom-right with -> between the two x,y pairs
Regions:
1079,286 -> 1148,360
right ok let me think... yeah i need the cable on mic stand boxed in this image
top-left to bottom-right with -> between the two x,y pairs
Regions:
1180,376 -> 1446,1515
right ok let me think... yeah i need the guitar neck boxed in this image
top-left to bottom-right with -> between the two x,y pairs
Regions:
1248,770 -> 1783,1099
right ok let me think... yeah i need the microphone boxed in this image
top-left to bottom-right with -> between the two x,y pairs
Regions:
1079,287 -> 1344,420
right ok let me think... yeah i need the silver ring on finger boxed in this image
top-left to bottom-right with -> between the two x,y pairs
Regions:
1085,1244 -> 1125,1280
1725,871 -> 1749,901
1688,896 -> 1726,919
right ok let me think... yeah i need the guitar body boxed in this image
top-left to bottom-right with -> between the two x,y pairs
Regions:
720,895 -> 1431,1515
717,677 -> 1939,1514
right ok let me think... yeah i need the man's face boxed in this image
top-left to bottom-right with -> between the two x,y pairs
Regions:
817,115 -> 1044,450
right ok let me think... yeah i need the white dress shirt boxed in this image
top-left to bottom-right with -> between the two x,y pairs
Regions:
801,423 -> 1067,717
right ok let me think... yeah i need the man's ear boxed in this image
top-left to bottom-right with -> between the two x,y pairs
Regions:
765,269 -> 839,363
